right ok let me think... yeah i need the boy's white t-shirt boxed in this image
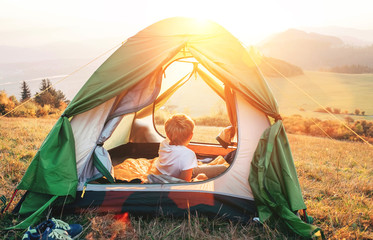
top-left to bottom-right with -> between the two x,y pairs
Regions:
155,139 -> 198,178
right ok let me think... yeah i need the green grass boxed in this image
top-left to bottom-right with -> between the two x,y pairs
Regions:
267,71 -> 373,120
0,117 -> 372,239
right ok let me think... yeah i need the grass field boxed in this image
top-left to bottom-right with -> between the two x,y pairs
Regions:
267,71 -> 373,121
0,117 -> 372,239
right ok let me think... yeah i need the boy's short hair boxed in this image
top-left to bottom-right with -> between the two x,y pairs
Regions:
165,113 -> 194,145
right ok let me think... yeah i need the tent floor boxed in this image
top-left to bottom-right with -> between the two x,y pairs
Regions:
70,190 -> 257,222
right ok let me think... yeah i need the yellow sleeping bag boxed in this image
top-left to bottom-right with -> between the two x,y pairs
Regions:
114,156 -> 229,183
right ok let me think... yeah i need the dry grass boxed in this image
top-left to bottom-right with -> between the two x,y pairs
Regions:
0,117 -> 372,239
0,118 -> 56,200
82,213 -> 285,240
288,134 -> 373,239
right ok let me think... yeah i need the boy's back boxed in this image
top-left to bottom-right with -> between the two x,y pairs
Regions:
156,139 -> 197,178
155,113 -> 197,181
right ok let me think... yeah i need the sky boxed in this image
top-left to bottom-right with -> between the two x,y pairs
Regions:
1,0 -> 373,46
1,0 -> 373,99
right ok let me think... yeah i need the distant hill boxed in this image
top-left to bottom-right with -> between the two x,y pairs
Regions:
300,26 -> 373,46
258,29 -> 373,70
246,47 -> 304,77
258,56 -> 303,77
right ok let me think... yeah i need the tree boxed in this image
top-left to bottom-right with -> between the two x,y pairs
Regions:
353,122 -> 364,135
0,91 -> 16,116
34,79 -> 67,108
367,125 -> 373,138
333,108 -> 341,114
344,116 -> 354,124
9,95 -> 19,106
20,81 -> 32,102
54,89 -> 67,108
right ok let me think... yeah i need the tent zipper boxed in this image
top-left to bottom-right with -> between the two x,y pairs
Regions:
81,174 -> 104,198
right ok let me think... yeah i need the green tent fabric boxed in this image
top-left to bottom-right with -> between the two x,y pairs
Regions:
250,121 -> 323,238
17,117 -> 77,199
13,17 -> 321,237
7,195 -> 58,230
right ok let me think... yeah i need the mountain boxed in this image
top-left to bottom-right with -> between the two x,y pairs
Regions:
264,29 -> 345,46
258,29 -> 373,70
300,26 -> 373,46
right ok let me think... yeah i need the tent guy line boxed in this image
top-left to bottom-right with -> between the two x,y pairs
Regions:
260,56 -> 372,147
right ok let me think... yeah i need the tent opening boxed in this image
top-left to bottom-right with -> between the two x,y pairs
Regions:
105,59 -> 238,184
153,60 -> 235,145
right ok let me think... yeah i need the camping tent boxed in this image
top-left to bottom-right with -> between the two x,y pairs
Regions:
13,17 -> 321,237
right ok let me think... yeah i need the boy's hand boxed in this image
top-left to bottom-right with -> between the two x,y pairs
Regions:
192,173 -> 208,182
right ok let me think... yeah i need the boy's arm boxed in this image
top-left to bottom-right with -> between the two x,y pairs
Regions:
179,169 -> 193,182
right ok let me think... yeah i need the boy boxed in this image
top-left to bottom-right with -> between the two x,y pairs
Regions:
155,113 -> 198,182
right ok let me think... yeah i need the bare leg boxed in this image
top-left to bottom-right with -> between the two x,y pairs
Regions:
192,165 -> 227,179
